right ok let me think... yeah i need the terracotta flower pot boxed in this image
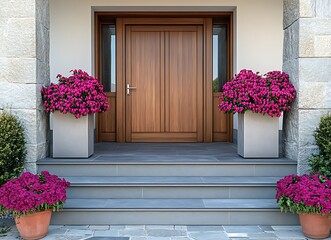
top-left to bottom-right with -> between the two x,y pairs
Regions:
15,209 -> 52,240
299,213 -> 331,239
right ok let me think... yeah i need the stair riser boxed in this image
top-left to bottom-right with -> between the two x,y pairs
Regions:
67,186 -> 277,199
38,164 -> 296,177
51,211 -> 298,225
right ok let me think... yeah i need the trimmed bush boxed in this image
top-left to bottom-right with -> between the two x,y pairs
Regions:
0,112 -> 26,186
309,114 -> 331,178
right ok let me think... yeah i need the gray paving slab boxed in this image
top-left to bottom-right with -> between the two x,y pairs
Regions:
147,229 -> 186,237
187,226 -> 224,232
2,224 -> 312,240
189,231 -> 229,240
94,229 -> 120,237
88,238 -> 129,240
223,226 -> 263,233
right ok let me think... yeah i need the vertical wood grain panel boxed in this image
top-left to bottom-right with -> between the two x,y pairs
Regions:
169,31 -> 197,133
204,18 -> 213,143
197,26 -> 204,142
213,92 -> 227,133
116,18 -> 125,142
99,93 -> 116,141
130,31 -> 162,133
164,32 -> 170,133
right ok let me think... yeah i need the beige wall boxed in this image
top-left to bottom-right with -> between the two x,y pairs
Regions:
49,0 -> 283,130
50,0 -> 283,78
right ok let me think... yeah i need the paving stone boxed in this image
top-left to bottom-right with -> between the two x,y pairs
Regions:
147,229 -> 186,237
88,238 -> 129,240
247,232 -> 278,238
189,231 -> 229,240
187,226 -> 224,232
119,229 -> 147,236
271,226 -> 302,231
227,233 -> 248,238
110,225 -> 126,230
146,225 -> 175,230
174,226 -> 188,230
64,225 -> 90,230
170,237 -> 192,240
125,225 -> 145,229
146,238 -> 171,240
47,227 -> 68,235
274,230 -> 306,238
223,226 -> 262,233
258,225 -> 273,231
66,229 -> 94,235
94,229 -> 120,237
89,225 -> 110,230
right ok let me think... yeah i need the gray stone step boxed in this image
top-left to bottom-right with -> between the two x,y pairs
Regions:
38,158 -> 297,177
65,176 -> 280,199
51,198 -> 299,225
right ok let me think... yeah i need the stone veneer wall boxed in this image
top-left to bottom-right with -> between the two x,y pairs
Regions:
0,0 -> 50,173
283,0 -> 331,174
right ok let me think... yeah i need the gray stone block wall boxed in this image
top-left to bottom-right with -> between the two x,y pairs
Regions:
0,0 -> 50,173
283,0 -> 331,174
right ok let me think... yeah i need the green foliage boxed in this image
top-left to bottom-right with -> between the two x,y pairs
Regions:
277,195 -> 323,215
314,114 -> 331,159
0,112 -> 26,186
309,114 -> 331,178
213,78 -> 219,92
309,155 -> 331,178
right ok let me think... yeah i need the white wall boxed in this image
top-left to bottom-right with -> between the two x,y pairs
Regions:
49,0 -> 284,130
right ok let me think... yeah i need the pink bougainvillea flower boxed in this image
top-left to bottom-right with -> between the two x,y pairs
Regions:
219,69 -> 296,117
41,69 -> 109,119
276,174 -> 331,214
0,171 -> 70,217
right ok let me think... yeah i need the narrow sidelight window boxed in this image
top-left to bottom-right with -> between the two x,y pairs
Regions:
101,25 -> 116,92
213,25 -> 227,92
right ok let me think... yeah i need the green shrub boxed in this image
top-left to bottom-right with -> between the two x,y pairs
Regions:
309,114 -> 331,178
0,112 -> 26,186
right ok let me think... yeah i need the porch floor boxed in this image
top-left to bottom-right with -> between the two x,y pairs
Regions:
47,142 -> 289,163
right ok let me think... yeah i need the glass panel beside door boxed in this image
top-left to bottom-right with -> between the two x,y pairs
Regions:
101,24 -> 116,92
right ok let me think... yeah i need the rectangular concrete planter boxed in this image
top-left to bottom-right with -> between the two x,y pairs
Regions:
53,112 -> 94,158
238,111 -> 279,158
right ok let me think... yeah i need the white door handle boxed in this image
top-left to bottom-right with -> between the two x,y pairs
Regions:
126,84 -> 137,95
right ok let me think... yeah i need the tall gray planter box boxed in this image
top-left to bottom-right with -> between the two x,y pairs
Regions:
238,111 -> 279,158
53,112 -> 94,158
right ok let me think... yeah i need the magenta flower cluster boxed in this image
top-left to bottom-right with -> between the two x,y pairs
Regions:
41,69 -> 109,119
219,69 -> 296,117
276,174 -> 331,214
0,171 -> 70,216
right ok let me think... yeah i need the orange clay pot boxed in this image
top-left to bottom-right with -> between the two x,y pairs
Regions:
15,209 -> 52,240
299,213 -> 331,239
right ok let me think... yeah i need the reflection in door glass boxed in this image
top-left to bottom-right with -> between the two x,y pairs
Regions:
102,25 -> 116,92
213,25 -> 227,92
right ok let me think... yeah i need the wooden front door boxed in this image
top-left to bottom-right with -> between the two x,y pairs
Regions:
125,25 -> 204,142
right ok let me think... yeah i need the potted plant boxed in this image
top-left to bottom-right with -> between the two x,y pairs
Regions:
0,171 -> 70,240
276,174 -> 331,239
41,69 -> 109,158
219,69 -> 296,158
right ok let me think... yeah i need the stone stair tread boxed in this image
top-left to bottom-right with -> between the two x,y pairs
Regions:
63,198 -> 279,210
64,176 -> 282,186
38,156 -> 297,165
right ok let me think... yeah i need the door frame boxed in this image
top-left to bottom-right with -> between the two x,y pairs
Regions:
94,12 -> 233,143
